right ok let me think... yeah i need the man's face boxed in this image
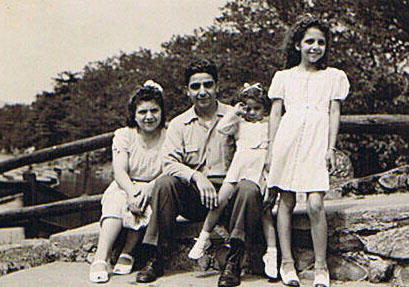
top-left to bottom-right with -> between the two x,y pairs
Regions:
187,72 -> 217,112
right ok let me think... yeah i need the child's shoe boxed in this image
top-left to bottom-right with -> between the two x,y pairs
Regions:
313,267 -> 330,287
279,261 -> 300,286
188,237 -> 211,260
262,247 -> 278,279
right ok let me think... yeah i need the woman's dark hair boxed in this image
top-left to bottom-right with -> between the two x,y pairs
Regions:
238,83 -> 271,115
185,58 -> 218,85
285,15 -> 330,70
126,85 -> 166,129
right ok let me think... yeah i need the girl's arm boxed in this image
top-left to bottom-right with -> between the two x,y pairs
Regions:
326,99 -> 341,173
265,99 -> 283,169
217,103 -> 244,135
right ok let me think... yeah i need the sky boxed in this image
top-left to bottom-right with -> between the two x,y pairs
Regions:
1,0 -> 227,105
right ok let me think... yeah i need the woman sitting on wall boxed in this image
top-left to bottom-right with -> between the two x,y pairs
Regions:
89,80 -> 166,283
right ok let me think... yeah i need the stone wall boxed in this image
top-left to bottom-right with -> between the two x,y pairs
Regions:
0,194 -> 408,286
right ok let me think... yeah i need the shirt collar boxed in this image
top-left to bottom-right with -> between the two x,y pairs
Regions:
182,101 -> 231,124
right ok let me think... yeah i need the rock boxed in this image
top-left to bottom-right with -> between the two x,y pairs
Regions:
328,254 -> 367,281
367,255 -> 394,283
379,173 -> 408,190
399,266 -> 409,286
0,239 -> 53,275
392,265 -> 409,287
328,232 -> 363,252
334,165 -> 409,197
362,226 -> 409,260
327,150 -> 354,199
294,247 -> 314,271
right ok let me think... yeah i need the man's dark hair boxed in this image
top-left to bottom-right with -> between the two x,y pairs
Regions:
185,58 -> 218,85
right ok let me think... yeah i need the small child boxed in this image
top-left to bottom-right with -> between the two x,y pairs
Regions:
188,83 -> 278,279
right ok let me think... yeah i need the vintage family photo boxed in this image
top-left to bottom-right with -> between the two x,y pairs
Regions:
0,1 -> 408,286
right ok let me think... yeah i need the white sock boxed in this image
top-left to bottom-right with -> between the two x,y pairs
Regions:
198,230 -> 210,241
266,246 -> 277,254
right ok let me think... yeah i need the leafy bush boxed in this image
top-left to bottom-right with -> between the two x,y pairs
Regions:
1,0 -> 408,176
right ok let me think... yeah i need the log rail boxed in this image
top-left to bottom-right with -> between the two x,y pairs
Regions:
0,114 -> 408,228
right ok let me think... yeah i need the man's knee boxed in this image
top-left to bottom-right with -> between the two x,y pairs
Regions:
236,180 -> 260,201
154,175 -> 180,194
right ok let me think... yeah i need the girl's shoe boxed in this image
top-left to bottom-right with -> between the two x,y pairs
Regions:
313,267 -> 330,287
89,260 -> 109,283
279,262 -> 300,287
262,248 -> 278,279
113,253 -> 134,275
188,237 -> 211,260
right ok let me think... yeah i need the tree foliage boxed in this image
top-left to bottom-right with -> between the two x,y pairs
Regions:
1,0 -> 408,176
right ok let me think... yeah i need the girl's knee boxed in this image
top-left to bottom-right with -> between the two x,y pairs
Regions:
307,193 -> 324,216
279,191 -> 296,211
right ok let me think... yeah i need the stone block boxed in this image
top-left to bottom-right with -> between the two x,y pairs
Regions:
328,232 -> 363,252
362,226 -> 409,260
328,254 -> 367,281
367,255 -> 394,283
0,239 -> 53,275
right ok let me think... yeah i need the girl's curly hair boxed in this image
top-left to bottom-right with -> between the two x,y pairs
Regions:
238,83 -> 271,115
284,14 -> 330,70
126,85 -> 166,129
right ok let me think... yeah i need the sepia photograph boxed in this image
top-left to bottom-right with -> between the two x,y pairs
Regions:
0,0 -> 408,286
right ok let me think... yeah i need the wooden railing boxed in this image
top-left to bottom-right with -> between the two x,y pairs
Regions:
0,114 -> 408,229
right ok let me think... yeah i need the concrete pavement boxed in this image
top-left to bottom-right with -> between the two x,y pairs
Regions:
0,262 -> 392,287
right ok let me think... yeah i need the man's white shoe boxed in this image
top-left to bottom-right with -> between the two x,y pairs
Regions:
188,238 -> 211,260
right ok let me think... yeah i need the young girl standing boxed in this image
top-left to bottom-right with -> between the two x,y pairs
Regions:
267,16 -> 349,287
188,83 -> 279,280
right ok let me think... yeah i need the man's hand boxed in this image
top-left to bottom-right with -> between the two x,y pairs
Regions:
192,172 -> 218,209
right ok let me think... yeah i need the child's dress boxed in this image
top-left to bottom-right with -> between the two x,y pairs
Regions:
267,67 -> 349,192
100,127 -> 165,231
218,113 -> 269,192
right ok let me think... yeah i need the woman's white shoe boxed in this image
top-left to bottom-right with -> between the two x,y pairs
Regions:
113,253 -> 134,275
279,262 -> 300,287
89,260 -> 109,283
313,267 -> 330,287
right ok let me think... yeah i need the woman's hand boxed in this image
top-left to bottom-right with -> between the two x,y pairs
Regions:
192,172 -> 218,209
128,183 -> 152,215
325,148 -> 336,174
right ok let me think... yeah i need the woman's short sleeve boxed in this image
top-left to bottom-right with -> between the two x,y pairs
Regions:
268,70 -> 285,100
331,69 -> 350,101
112,128 -> 130,153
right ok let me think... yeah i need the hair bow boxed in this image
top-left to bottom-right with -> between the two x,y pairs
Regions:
242,82 -> 262,92
143,80 -> 163,93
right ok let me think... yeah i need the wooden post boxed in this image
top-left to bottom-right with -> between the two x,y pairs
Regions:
22,170 -> 39,238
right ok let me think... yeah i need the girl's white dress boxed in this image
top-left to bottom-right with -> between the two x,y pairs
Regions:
218,113 -> 269,192
267,67 -> 349,192
101,127 -> 165,231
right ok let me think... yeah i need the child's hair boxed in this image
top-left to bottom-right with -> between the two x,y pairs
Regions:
285,14 -> 330,70
185,58 -> 218,85
238,83 -> 271,115
127,81 -> 166,129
